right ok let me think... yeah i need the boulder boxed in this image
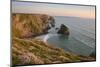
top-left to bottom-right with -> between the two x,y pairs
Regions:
57,24 -> 70,35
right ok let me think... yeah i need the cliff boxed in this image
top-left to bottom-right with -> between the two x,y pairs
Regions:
12,13 -> 55,38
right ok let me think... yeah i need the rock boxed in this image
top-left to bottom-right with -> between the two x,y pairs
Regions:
48,16 -> 55,27
55,27 -> 59,30
57,24 -> 70,35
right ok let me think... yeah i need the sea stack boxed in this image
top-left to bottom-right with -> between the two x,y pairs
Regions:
57,24 -> 70,35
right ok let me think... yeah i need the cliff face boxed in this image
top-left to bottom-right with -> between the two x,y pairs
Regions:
12,13 -> 55,38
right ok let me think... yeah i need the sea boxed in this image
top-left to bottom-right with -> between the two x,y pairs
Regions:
36,16 -> 96,56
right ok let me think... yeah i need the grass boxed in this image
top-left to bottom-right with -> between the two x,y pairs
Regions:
12,37 -> 83,65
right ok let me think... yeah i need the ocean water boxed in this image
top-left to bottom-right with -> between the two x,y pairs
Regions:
36,16 -> 96,56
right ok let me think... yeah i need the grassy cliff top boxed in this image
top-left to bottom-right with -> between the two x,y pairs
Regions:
12,37 -> 82,65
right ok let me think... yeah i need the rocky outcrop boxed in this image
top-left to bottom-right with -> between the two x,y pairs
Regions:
12,13 -> 55,38
57,24 -> 70,35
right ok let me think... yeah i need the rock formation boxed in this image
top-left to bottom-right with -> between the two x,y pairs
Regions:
57,24 -> 70,35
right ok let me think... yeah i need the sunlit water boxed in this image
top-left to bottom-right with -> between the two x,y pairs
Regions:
35,16 -> 96,56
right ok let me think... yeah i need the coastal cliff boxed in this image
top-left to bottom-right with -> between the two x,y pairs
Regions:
12,13 -> 55,38
12,13 -> 95,66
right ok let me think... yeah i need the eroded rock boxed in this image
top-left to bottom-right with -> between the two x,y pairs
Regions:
57,24 -> 70,35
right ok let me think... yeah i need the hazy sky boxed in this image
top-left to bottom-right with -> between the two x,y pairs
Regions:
12,1 -> 95,19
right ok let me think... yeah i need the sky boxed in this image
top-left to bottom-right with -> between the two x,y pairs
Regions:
12,1 -> 95,19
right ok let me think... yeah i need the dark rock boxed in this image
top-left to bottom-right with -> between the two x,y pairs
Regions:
48,16 -> 55,27
55,27 -> 59,30
57,24 -> 70,35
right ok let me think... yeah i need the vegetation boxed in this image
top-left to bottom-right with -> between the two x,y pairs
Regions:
12,37 -> 82,65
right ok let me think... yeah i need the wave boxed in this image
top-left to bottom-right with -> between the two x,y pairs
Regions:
43,34 -> 58,42
43,34 -> 50,42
